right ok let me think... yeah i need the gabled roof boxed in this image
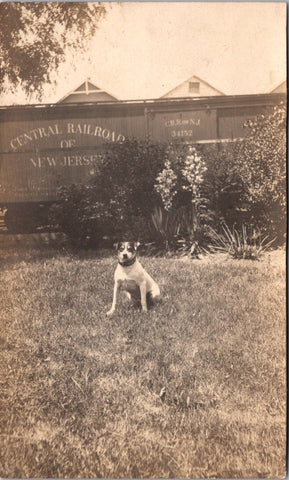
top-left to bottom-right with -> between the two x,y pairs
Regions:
161,74 -> 225,98
57,78 -> 119,103
270,80 -> 287,94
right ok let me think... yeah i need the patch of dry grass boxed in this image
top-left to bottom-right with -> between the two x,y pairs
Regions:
0,247 -> 286,478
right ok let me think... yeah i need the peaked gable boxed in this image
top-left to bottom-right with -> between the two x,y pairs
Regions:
270,80 -> 287,94
57,79 -> 118,103
162,75 -> 225,98
74,81 -> 100,93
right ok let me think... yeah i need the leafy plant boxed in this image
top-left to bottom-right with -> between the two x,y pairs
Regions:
234,102 -> 286,243
197,142 -> 246,228
173,204 -> 210,257
150,206 -> 181,251
49,184 -> 115,248
154,158 -> 178,211
154,145 -> 213,251
208,223 -> 276,260
51,140 -> 167,246
95,139 -> 166,233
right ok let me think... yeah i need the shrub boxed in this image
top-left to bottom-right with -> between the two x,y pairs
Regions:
234,102 -> 286,243
51,139 -> 167,246
198,142 -> 246,228
96,140 -> 165,218
52,102 -> 286,250
49,185 -> 115,248
208,223 -> 275,260
198,102 -> 286,245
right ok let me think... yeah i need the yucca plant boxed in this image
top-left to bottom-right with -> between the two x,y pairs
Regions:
208,223 -> 276,260
151,206 -> 181,251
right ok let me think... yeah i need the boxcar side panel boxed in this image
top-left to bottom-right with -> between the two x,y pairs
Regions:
148,108 -> 217,143
0,110 -> 146,203
0,94 -> 285,205
217,105 -> 271,140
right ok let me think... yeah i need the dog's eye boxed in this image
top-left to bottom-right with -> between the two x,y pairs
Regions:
119,246 -> 125,252
127,247 -> 134,253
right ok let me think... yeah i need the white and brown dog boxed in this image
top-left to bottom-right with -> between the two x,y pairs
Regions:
106,241 -> 160,316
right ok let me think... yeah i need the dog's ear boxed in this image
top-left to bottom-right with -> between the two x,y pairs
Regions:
114,242 -> 121,251
134,241 -> 140,250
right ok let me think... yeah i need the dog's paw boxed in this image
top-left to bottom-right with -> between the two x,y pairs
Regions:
106,309 -> 115,317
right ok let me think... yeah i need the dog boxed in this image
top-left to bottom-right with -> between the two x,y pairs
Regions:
106,241 -> 160,316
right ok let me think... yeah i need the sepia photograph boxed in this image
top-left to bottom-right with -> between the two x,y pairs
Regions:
0,2 -> 287,478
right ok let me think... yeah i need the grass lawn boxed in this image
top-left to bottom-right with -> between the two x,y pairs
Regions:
0,246 -> 286,478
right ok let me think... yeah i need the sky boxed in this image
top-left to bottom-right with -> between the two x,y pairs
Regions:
2,2 -> 287,104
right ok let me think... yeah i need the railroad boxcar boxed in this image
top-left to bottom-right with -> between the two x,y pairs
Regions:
0,92 -> 285,232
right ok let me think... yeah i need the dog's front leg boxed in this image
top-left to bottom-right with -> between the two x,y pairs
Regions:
139,281 -> 148,312
106,281 -> 120,316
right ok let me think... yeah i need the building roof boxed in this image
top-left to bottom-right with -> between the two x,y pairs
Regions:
270,80 -> 287,94
57,78 -> 119,103
161,74 -> 225,98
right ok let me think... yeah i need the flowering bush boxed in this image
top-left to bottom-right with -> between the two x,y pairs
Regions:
155,145 -> 207,210
154,145 -> 212,249
181,146 -> 207,197
154,158 -> 177,211
51,102 -> 286,250
234,102 -> 286,242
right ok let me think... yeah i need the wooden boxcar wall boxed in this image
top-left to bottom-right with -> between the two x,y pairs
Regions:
146,93 -> 285,144
0,103 -> 146,203
0,93 -> 285,204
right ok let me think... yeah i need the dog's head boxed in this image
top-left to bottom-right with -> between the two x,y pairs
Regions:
116,241 -> 140,266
